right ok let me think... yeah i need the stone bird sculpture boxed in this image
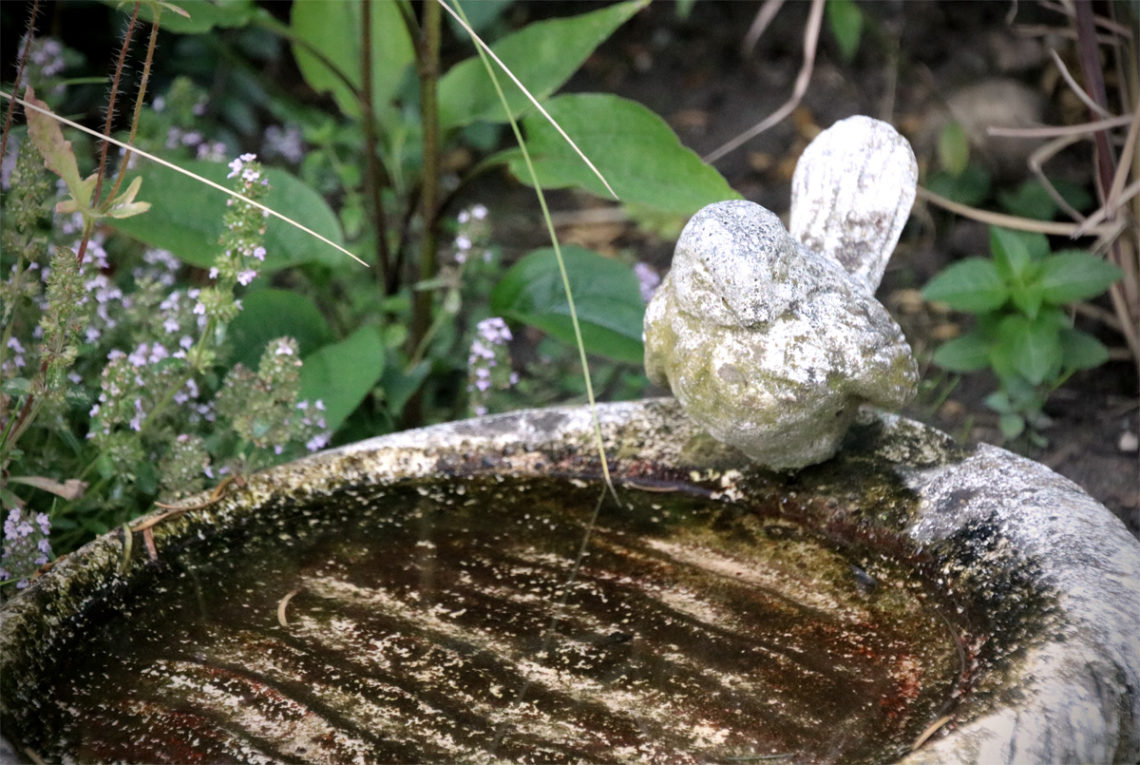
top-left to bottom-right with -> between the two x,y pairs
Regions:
643,116 -> 919,469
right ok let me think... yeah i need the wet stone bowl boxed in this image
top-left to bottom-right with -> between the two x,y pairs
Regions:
1,400 -> 1137,764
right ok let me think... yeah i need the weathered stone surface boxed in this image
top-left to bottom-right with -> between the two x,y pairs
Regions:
644,116 -> 920,470
790,115 -> 918,290
3,401 -> 1137,763
644,200 -> 917,469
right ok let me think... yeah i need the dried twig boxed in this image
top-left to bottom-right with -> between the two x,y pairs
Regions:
916,186 -> 1113,237
704,0 -> 824,164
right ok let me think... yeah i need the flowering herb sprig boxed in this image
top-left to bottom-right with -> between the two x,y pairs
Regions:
467,316 -> 517,417
0,508 -> 52,588
1,147 -> 330,587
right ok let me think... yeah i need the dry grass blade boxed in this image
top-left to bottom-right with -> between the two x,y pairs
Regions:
741,0 -> 786,58
987,114 -> 1134,138
1049,49 -> 1112,118
916,185 -> 1114,237
435,0 -> 617,200
277,589 -> 299,628
704,0 -> 824,164
0,91 -> 368,267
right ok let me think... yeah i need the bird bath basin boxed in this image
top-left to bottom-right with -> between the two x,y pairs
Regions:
2,400 -> 1138,763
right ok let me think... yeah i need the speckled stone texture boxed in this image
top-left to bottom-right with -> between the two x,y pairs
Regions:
3,401 -> 1136,763
644,116 -> 921,470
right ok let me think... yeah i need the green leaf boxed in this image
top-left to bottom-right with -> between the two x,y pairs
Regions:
922,257 -> 1008,313
290,0 -> 414,119
926,164 -> 990,206
490,245 -> 646,364
104,175 -> 151,219
997,179 -> 1058,221
826,0 -> 864,63
931,331 -> 991,372
1059,328 -> 1109,371
984,390 -> 1014,414
1009,281 -> 1043,320
24,88 -> 88,208
937,122 -> 970,176
504,93 -> 740,216
997,313 -> 1062,385
999,412 -> 1026,440
125,0 -> 256,34
1037,251 -> 1123,305
300,325 -> 385,433
438,0 -> 648,131
378,359 -> 430,419
989,226 -> 1043,282
107,159 -> 347,272
227,289 -> 333,370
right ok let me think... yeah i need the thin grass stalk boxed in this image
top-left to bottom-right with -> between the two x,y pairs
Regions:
0,93 -> 367,266
703,0 -> 824,164
435,0 -> 616,199
446,0 -> 619,503
915,185 -> 1115,237
0,0 -> 40,163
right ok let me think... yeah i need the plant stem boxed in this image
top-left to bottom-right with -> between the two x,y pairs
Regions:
84,1 -> 139,264
359,0 -> 394,293
104,10 -> 161,206
0,0 -> 40,164
404,0 -> 442,426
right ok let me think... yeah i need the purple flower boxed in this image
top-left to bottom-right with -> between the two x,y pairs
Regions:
634,262 -> 661,302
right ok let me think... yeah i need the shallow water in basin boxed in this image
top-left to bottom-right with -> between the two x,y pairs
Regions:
28,477 -> 963,763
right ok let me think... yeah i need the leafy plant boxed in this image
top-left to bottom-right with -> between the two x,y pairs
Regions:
924,226 -> 1122,443
1,0 -> 740,585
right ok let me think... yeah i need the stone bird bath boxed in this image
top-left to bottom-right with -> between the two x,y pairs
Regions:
2,118 -> 1138,763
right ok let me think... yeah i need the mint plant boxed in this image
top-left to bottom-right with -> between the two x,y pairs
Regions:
923,226 -> 1122,443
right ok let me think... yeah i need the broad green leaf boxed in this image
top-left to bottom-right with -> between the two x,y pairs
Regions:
490,245 -> 646,364
443,0 -> 512,38
984,390 -> 1014,414
505,93 -> 740,216
126,0 -> 256,34
931,331 -> 991,372
997,314 -> 1061,385
926,165 -> 990,206
108,159 -> 347,272
1038,251 -> 1122,305
922,257 -> 1008,313
227,289 -> 333,370
1009,281 -> 1043,320
438,0 -> 648,131
997,179 -> 1057,221
1059,327 -> 1109,371
300,325 -> 385,433
290,0 -> 414,119
998,412 -> 1026,440
378,359 -> 431,419
937,122 -> 970,177
826,0 -> 863,63
989,226 -> 1042,282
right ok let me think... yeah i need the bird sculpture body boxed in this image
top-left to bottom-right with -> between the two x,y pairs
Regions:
643,116 -> 920,469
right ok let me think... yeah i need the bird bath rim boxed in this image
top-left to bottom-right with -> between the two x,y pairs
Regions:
1,398 -> 1137,764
